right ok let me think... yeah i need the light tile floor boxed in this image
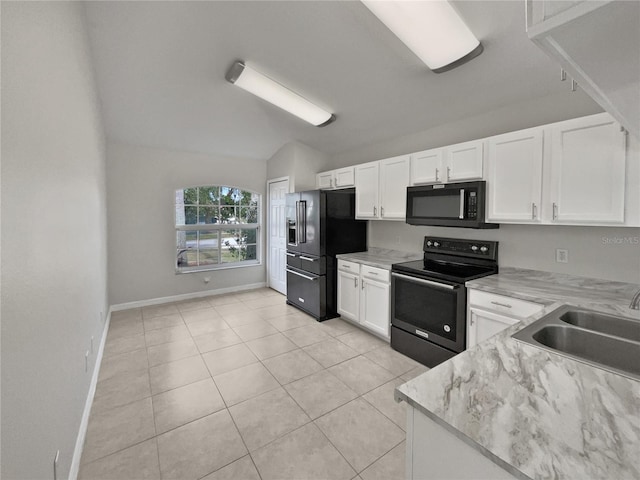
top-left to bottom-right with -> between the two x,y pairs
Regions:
79,288 -> 429,480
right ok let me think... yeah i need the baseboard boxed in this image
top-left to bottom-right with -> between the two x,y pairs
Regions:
110,282 -> 267,311
68,307 -> 112,480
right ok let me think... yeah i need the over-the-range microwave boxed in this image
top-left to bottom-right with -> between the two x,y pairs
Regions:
405,181 -> 498,229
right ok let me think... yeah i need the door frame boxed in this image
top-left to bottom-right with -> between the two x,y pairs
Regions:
266,176 -> 291,292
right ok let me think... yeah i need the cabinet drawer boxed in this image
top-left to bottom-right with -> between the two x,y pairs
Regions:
361,264 -> 390,283
468,290 -> 544,319
338,259 -> 360,273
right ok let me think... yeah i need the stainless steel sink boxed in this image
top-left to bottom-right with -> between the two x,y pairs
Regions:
512,305 -> 640,380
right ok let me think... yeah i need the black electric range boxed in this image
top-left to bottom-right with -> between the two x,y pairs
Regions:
390,236 -> 498,367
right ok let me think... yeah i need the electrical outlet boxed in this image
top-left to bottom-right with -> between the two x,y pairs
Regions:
556,249 -> 569,263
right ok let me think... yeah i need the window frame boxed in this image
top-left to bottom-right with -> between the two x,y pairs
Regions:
175,185 -> 261,274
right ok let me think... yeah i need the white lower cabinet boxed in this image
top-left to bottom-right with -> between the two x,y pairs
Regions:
337,260 -> 391,339
467,289 -> 545,348
406,406 -> 518,480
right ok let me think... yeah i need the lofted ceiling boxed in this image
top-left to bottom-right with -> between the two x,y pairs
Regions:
84,1 -> 572,161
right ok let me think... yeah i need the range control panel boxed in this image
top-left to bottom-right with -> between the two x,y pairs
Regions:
423,237 -> 498,260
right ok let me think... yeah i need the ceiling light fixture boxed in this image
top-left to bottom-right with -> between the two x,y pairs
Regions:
225,61 -> 336,127
361,0 -> 483,73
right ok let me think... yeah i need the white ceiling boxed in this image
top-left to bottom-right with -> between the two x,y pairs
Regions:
84,1 -> 569,161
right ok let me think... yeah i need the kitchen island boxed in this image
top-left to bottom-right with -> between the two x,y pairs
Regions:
396,268 -> 640,480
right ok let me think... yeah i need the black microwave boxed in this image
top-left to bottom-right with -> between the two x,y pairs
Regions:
405,181 -> 498,229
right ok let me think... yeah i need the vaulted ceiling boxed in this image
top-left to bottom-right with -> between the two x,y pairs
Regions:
84,1 -> 573,161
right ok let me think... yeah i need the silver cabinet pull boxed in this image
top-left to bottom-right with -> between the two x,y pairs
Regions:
354,277 -> 358,288
571,79 -> 577,92
381,206 -> 385,217
459,189 -> 465,219
552,202 -> 558,220
299,255 -> 318,262
532,202 -> 537,220
362,279 -> 365,290
435,168 -> 439,182
560,68 -> 567,81
286,268 -> 317,281
329,178 -> 333,188
446,166 -> 451,181
373,206 -> 377,216
391,272 -> 455,290
491,301 -> 512,309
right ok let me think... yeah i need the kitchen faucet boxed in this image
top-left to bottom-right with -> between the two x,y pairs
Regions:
630,288 -> 640,310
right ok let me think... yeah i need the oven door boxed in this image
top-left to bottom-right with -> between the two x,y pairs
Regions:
391,272 -> 466,353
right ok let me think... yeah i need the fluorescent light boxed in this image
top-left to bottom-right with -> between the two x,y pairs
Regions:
225,61 -> 336,127
362,0 -> 483,73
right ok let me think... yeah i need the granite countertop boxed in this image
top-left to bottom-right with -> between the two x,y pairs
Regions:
396,267 -> 640,480
336,247 -> 422,270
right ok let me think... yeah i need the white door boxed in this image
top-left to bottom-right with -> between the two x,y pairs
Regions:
446,139 -> 484,182
410,148 -> 444,185
487,128 -> 544,222
337,269 -> 359,321
355,161 -> 380,219
549,113 -> 626,224
268,178 -> 289,294
360,279 -> 390,338
379,155 -> 410,220
467,308 -> 518,348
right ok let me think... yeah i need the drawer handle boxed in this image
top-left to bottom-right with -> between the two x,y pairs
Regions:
490,301 -> 512,309
368,271 -> 379,275
299,256 -> 317,262
286,252 -> 297,257
286,268 -> 317,281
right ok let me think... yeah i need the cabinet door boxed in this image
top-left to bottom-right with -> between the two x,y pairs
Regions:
549,114 -> 626,224
316,171 -> 334,190
467,308 -> 519,348
334,167 -> 355,189
360,278 -> 390,338
487,128 -> 543,222
337,269 -> 360,321
446,140 -> 484,182
379,155 -> 410,220
355,161 -> 380,219
410,148 -> 444,185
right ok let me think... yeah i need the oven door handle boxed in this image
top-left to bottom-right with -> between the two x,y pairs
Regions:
459,189 -> 465,219
392,272 -> 456,290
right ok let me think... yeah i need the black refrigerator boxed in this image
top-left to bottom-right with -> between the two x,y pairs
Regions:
286,188 -> 367,321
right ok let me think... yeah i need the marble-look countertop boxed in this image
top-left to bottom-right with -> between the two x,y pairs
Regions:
336,247 -> 422,271
396,267 -> 640,480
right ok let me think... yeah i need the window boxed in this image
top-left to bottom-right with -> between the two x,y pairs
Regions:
175,186 -> 260,272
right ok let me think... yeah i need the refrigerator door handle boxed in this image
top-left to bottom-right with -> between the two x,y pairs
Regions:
298,201 -> 307,244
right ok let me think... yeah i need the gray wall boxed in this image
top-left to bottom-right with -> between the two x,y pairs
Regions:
1,2 -> 109,478
107,142 -> 268,305
327,91 -> 640,284
267,141 -> 328,191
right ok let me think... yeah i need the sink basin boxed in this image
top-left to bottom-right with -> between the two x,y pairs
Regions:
512,305 -> 640,380
559,310 -> 640,342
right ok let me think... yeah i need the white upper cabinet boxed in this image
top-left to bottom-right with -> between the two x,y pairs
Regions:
487,128 -> 544,222
355,156 -> 409,220
527,0 -> 639,138
549,114 -> 626,224
379,155 -> 410,220
446,140 -> 484,182
355,161 -> 380,219
410,148 -> 444,185
316,171 -> 334,189
316,167 -> 355,190
334,167 -> 355,189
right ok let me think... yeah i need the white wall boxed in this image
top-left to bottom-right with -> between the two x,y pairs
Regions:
267,141 -> 328,191
107,142 -> 268,305
369,222 -> 640,284
1,2 -> 108,478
